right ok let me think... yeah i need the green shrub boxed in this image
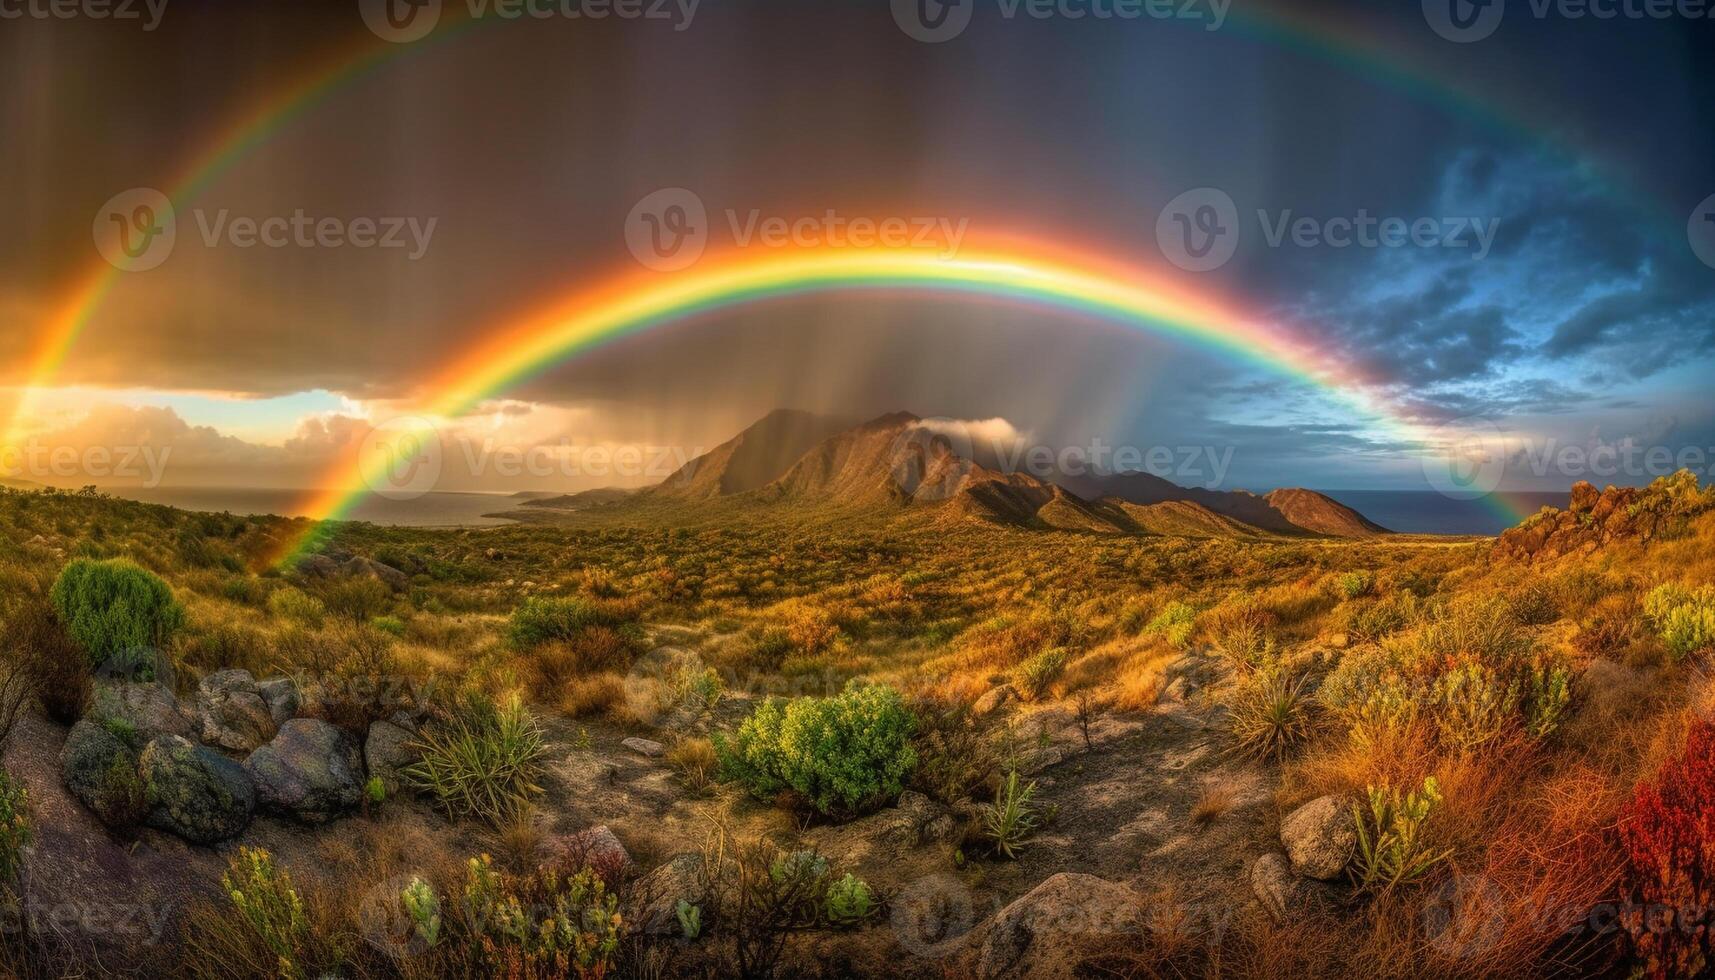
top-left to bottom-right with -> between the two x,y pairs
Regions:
400,876 -> 441,947
50,558 -> 184,663
1012,647 -> 1070,701
1351,777 -> 1453,893
459,855 -> 620,976
403,692 -> 546,825
823,873 -> 876,926
982,769 -> 1040,859
1643,583 -> 1715,660
1142,601 -> 1196,648
1226,666 -> 1314,759
1338,571 -> 1373,600
266,588 -> 325,628
221,847 -> 309,979
1508,581 -> 1560,626
0,772 -> 30,892
716,683 -> 917,817
370,615 -> 406,637
506,596 -> 624,650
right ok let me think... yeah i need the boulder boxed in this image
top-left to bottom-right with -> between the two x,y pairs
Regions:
90,681 -> 195,741
245,718 -> 365,823
622,736 -> 665,758
295,554 -> 341,579
626,853 -> 706,935
60,718 -> 145,828
257,676 -> 302,725
887,790 -> 960,846
340,556 -> 409,592
976,872 -> 1144,979
139,735 -> 255,843
364,719 -> 417,791
194,669 -> 278,752
1569,480 -> 1600,514
1250,853 -> 1337,923
971,685 -> 1015,718
1280,795 -> 1357,880
549,825 -> 632,881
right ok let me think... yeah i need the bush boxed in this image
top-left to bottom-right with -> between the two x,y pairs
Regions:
1619,720 -> 1715,979
506,596 -> 627,651
1337,571 -> 1373,600
1225,666 -> 1314,759
458,854 -> 620,977
6,592 -> 88,725
823,873 -> 875,926
404,692 -> 546,825
1351,777 -> 1452,893
716,683 -> 917,817
0,772 -> 30,893
1643,583 -> 1715,660
220,848 -> 309,979
1012,647 -> 1070,701
1142,601 -> 1196,648
50,558 -> 184,664
982,769 -> 1040,859
266,588 -> 326,628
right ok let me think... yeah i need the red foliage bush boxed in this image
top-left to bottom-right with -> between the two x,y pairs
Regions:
1620,720 -> 1715,979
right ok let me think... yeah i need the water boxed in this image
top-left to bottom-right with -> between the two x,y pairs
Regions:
1315,490 -> 1567,536
100,486 -> 529,527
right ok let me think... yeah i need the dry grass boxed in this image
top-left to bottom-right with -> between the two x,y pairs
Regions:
667,736 -> 719,795
1188,784 -> 1235,828
558,671 -> 626,718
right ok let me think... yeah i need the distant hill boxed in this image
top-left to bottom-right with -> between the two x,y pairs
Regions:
651,409 -> 854,499
565,409 -> 1391,540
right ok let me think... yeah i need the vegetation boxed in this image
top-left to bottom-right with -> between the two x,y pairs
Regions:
1619,720 -> 1715,979
50,557 -> 184,664
403,691 -> 547,825
982,769 -> 1041,859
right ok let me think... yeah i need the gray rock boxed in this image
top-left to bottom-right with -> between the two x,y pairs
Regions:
364,719 -> 417,791
626,853 -> 706,936
977,872 -> 1144,979
1280,795 -> 1357,880
971,685 -> 1015,718
90,681 -> 195,741
295,554 -> 340,579
888,790 -> 960,846
60,718 -> 145,828
194,669 -> 278,752
548,825 -> 632,880
340,556 -> 409,592
245,718 -> 364,823
622,736 -> 664,758
257,677 -> 301,725
139,734 -> 254,843
1250,853 -> 1337,923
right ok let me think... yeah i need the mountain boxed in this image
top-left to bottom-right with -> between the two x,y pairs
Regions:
1263,488 -> 1390,537
650,409 -> 853,499
520,487 -> 639,511
625,409 -> 1389,539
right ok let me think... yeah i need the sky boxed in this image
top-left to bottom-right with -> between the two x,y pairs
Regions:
0,0 -> 1712,497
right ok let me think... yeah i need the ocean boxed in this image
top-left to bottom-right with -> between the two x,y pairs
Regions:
92,486 -> 1567,536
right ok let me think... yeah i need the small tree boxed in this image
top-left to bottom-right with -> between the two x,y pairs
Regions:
50,558 -> 184,665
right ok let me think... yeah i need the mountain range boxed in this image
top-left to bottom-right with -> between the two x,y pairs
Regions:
525,409 -> 1390,538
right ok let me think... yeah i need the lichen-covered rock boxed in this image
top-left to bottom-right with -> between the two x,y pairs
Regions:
257,676 -> 301,725
90,681 -> 195,741
60,718 -> 145,828
1280,795 -> 1357,880
245,718 -> 364,823
976,872 -> 1144,979
626,853 -> 706,935
194,669 -> 277,752
363,719 -> 417,791
1251,852 -> 1337,923
139,734 -> 254,843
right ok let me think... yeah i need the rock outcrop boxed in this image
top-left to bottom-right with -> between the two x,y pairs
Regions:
1496,472 -> 1715,561
194,669 -> 278,752
139,734 -> 255,843
60,718 -> 144,828
245,718 -> 365,823
975,872 -> 1145,979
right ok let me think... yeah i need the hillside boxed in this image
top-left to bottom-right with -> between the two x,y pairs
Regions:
1263,487 -> 1390,537
651,408 -> 853,499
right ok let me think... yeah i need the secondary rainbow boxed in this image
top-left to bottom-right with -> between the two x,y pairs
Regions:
275,242 -> 1523,562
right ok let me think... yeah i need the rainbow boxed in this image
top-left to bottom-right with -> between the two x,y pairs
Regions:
273,241 -> 1527,562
